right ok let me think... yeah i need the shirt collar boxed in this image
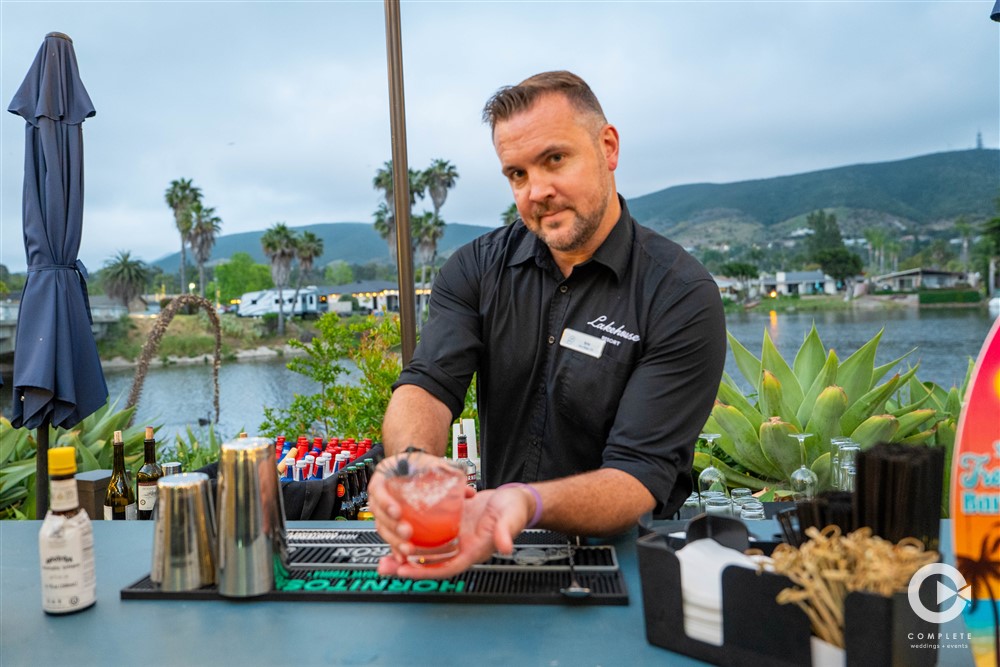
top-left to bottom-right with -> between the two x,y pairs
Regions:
505,195 -> 633,282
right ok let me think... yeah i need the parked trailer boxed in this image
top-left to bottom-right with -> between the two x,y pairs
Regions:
236,287 -> 320,318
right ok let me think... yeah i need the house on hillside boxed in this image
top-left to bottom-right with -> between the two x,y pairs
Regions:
760,270 -> 838,296
870,268 -> 964,292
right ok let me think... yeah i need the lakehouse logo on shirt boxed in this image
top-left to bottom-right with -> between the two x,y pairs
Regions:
586,316 -> 640,346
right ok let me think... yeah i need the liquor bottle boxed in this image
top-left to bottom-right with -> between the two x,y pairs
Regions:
457,435 -> 477,489
354,460 -> 369,505
344,467 -> 361,520
104,430 -> 137,520
136,426 -> 163,520
39,446 -> 96,614
333,468 -> 354,520
161,461 -> 182,476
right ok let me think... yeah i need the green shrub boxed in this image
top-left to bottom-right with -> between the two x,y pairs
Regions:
918,289 -> 982,304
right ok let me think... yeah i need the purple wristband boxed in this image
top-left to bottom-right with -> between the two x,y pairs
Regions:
498,482 -> 543,528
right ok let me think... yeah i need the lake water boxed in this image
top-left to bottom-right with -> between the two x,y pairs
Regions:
1,308 -> 995,443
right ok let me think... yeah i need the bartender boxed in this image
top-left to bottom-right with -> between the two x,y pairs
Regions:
369,70 -> 726,578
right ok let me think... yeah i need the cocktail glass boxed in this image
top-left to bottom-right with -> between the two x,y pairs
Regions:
384,458 -> 465,566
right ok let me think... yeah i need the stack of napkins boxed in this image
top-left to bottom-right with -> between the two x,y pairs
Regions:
674,538 -> 759,645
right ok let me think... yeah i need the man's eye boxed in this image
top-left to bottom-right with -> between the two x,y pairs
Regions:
550,154 -> 564,164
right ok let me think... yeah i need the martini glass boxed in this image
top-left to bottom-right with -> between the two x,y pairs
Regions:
698,433 -> 727,508
788,432 -> 818,501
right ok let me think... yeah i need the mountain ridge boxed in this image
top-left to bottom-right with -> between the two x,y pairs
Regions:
151,148 -> 998,272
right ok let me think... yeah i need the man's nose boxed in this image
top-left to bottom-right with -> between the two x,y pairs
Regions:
526,173 -> 555,202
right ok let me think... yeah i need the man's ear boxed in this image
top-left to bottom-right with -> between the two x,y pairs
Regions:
601,124 -> 620,171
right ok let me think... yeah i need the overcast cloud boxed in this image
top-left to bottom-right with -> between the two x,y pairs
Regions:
1,0 -> 997,273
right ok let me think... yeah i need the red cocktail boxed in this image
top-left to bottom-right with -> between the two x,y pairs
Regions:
385,461 -> 465,565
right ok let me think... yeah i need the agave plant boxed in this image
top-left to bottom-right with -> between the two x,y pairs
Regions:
0,398 -> 151,519
697,325 -> 960,507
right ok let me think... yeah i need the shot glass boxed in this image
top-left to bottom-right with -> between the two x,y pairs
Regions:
383,456 -> 465,566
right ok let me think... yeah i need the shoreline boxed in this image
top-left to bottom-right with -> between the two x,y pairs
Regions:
100,343 -> 307,371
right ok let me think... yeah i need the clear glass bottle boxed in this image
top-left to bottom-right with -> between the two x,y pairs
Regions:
104,430 -> 137,520
136,426 -> 163,520
39,446 -> 97,614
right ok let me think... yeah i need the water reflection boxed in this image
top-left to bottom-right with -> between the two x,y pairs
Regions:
0,308 -> 993,442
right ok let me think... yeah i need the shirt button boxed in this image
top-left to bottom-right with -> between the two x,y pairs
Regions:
547,335 -> 555,344
559,285 -> 568,293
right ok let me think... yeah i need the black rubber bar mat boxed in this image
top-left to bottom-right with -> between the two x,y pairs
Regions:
121,529 -> 628,605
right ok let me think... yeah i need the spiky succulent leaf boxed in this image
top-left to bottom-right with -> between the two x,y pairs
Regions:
792,324 -> 827,391
797,350 -> 839,426
804,385 -> 849,460
836,328 -> 883,404
759,370 -> 801,430
944,387 -> 961,419
849,414 -> 899,449
896,428 -> 937,446
762,331 -> 804,411
872,347 -> 917,387
712,402 -> 780,478
896,408 -> 938,438
703,413 -> 740,463
810,452 -> 833,490
759,418 -> 801,478
840,366 -> 917,435
717,382 -> 764,431
727,330 -> 761,390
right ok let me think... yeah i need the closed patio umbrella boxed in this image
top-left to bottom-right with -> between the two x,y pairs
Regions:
8,32 -> 107,514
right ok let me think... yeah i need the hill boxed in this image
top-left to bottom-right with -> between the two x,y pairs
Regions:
151,221 -> 494,273
627,149 -> 998,247
151,149 -> 998,270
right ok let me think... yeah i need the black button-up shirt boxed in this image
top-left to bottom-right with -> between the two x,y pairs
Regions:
395,197 -> 726,516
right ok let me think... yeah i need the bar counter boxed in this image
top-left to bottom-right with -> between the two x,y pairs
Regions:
0,520 -> 976,666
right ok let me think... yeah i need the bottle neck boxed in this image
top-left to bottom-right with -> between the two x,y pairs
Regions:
49,475 -> 79,512
144,440 -> 156,463
113,443 -> 126,472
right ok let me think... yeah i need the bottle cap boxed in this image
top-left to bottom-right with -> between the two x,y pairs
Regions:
48,447 -> 77,475
162,461 -> 182,475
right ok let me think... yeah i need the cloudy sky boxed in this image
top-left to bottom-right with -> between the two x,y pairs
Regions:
1,1 -> 997,273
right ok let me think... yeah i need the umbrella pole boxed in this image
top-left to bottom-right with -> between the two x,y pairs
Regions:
36,419 -> 50,517
384,0 -> 417,365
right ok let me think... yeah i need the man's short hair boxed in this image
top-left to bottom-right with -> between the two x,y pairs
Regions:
482,70 -> 607,133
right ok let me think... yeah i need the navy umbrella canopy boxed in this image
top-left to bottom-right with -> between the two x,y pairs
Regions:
8,33 -> 107,510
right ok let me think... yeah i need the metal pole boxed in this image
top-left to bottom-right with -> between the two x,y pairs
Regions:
384,0 -> 417,365
36,420 -> 49,516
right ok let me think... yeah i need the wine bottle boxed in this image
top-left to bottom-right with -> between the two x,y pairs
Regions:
39,446 -> 97,614
104,430 -> 137,520
136,426 -> 163,520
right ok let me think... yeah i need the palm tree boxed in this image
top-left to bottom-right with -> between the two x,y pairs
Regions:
501,203 -> 519,227
373,161 -> 428,260
424,159 -> 459,223
188,201 -> 222,298
863,227 -> 886,273
412,211 -> 445,284
290,230 -> 324,319
373,202 -> 396,263
103,250 -> 150,310
164,178 -> 202,293
260,222 -> 297,336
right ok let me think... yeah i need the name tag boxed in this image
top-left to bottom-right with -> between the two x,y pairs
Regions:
560,328 -> 605,359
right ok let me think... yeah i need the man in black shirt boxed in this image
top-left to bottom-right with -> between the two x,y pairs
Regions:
371,71 -> 725,578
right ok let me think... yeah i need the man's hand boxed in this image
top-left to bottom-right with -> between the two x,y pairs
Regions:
372,482 -> 535,580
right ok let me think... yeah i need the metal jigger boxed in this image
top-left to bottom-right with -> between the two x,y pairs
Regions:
215,437 -> 287,597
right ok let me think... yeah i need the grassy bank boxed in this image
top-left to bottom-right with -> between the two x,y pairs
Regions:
96,313 -> 321,363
